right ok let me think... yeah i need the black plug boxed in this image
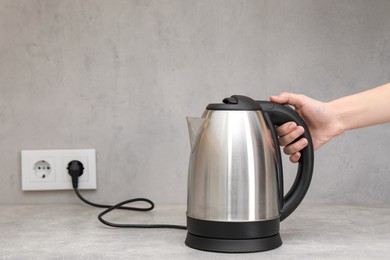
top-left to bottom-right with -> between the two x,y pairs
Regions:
67,160 -> 84,189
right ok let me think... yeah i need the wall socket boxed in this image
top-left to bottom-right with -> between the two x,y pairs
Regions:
21,149 -> 96,191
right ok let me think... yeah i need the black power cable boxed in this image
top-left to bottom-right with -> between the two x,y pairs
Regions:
68,160 -> 187,230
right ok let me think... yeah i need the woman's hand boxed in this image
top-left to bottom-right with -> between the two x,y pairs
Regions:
270,93 -> 343,162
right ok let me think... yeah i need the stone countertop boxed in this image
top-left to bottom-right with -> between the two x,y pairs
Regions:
1,203 -> 389,259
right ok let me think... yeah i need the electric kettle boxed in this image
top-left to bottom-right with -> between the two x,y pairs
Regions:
185,95 -> 314,253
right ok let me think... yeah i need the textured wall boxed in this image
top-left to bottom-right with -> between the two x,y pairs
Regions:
1,0 -> 389,205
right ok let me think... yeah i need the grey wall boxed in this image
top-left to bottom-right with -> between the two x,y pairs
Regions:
1,0 -> 390,205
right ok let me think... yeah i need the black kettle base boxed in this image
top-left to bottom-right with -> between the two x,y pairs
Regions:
185,232 -> 282,253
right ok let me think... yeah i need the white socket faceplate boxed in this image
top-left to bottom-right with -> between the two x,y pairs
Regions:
21,149 -> 96,191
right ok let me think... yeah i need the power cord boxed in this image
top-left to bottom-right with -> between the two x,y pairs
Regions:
67,160 -> 187,230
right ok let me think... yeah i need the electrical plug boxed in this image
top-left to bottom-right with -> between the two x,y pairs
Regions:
67,160 -> 84,189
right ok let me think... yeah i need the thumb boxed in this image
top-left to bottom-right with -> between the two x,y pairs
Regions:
270,92 -> 305,109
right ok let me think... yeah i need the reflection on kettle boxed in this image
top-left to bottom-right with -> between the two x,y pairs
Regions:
186,117 -> 208,152
185,95 -> 314,253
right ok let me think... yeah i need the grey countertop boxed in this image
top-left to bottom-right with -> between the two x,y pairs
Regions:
1,203 -> 389,259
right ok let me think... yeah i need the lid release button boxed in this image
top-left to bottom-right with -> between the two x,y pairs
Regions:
222,97 -> 238,104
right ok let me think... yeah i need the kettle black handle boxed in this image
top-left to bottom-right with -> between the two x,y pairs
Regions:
259,101 -> 314,221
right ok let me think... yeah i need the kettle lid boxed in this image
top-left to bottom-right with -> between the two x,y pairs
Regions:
206,95 -> 262,111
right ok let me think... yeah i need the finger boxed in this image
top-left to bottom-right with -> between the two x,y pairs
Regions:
270,92 -> 306,109
290,152 -> 301,163
275,122 -> 297,137
269,94 -> 287,103
278,126 -> 304,146
283,138 -> 308,155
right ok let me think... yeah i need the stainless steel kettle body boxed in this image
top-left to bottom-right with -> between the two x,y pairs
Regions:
187,110 -> 280,221
185,95 -> 314,253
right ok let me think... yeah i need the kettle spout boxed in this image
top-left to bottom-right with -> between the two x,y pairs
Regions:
186,117 -> 208,152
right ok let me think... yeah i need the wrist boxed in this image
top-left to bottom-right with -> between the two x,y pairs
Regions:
325,101 -> 346,138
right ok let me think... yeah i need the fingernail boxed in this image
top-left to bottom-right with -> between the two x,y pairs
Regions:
288,123 -> 297,129
291,153 -> 300,163
296,126 -> 304,134
301,138 -> 308,145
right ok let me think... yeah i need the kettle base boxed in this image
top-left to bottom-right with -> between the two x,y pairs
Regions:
185,232 -> 282,253
185,216 -> 282,253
